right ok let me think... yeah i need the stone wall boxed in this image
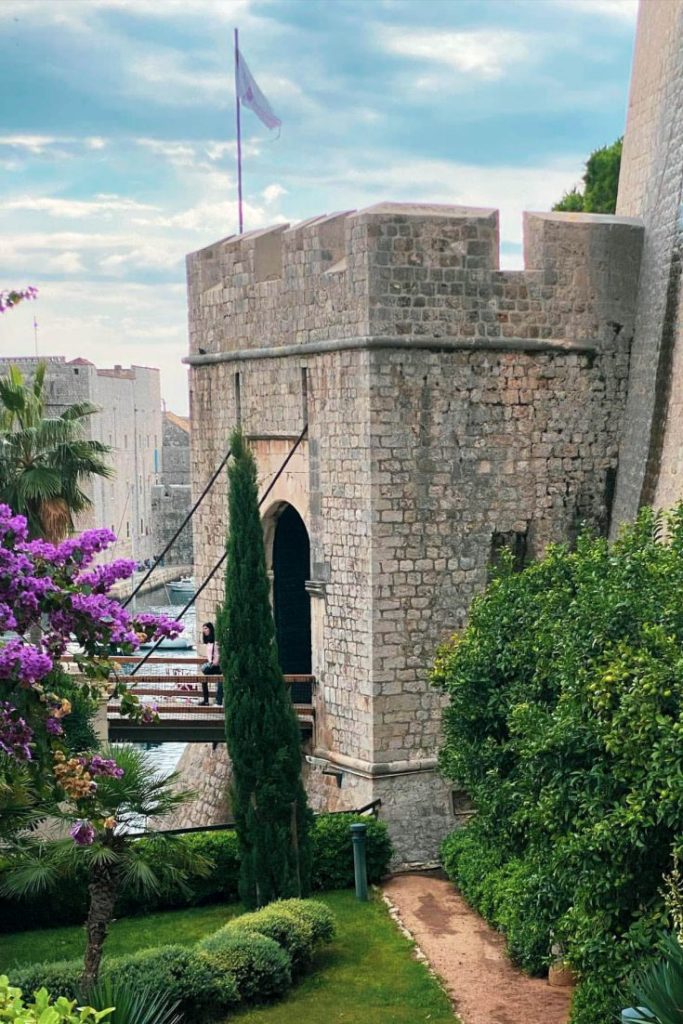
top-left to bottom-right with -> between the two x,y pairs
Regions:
0,356 -> 162,561
149,412 -> 194,566
186,204 -> 643,864
612,0 -> 683,526
162,743 -> 232,829
162,413 -> 191,487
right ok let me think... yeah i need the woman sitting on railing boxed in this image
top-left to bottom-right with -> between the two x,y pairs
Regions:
198,622 -> 222,706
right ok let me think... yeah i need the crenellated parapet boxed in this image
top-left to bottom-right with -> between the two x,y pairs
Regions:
186,203 -> 643,362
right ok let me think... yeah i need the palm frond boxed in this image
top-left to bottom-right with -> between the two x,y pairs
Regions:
60,401 -> 102,422
15,466 -> 62,500
79,976 -> 181,1024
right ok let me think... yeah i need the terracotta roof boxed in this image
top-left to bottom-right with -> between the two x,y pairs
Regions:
66,357 -> 94,366
165,410 -> 190,433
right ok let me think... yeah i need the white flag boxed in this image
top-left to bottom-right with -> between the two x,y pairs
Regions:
236,49 -> 281,131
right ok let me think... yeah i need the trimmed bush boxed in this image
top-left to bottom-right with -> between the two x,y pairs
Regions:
198,928 -> 291,1002
10,959 -> 82,1001
9,900 -> 339,1017
270,898 -> 336,944
311,814 -> 392,890
226,905 -> 314,972
105,945 -> 232,1016
0,814 -> 390,933
9,947 -> 236,1018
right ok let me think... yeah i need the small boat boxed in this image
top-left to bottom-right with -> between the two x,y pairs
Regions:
139,634 -> 194,651
166,577 -> 196,606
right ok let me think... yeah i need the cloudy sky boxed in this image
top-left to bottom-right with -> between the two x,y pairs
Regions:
0,0 -> 637,413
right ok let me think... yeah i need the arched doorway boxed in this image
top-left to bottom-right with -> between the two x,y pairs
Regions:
272,504 -> 312,675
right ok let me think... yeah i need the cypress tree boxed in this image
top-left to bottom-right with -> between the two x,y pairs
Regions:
218,429 -> 312,908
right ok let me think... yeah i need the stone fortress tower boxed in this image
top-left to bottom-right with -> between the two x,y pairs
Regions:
185,0 -> 681,863
611,0 -> 683,524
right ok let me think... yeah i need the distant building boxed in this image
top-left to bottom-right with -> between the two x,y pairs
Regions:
0,356 -> 162,562
151,411 -> 194,567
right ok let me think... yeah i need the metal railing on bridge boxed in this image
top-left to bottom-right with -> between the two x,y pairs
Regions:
64,656 -> 316,745
106,657 -> 316,743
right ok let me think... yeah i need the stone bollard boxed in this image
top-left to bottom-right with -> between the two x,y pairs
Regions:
350,822 -> 368,901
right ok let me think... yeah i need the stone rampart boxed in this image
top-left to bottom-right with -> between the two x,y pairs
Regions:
612,0 -> 683,525
186,203 -> 643,864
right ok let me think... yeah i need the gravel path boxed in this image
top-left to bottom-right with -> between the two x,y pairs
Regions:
383,872 -> 571,1024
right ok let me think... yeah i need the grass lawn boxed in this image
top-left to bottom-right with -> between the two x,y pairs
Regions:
0,903 -> 241,971
233,891 -> 456,1024
0,891 -> 456,1023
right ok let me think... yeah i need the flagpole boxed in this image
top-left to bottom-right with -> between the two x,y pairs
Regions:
234,27 -> 244,234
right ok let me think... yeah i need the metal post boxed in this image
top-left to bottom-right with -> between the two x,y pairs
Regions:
350,822 -> 368,901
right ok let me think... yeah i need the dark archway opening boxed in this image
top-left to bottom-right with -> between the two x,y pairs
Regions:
273,504 -> 311,675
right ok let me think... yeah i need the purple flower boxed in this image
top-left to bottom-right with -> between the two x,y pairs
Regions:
134,612 -> 183,641
76,559 -> 137,593
84,754 -> 124,779
45,716 -> 63,736
0,639 -> 53,686
0,703 -> 33,760
0,604 -> 17,631
0,287 -> 38,314
0,505 -> 28,544
69,820 -> 95,846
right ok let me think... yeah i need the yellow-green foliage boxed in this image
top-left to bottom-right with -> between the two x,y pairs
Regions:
0,976 -> 111,1024
437,507 -> 683,1024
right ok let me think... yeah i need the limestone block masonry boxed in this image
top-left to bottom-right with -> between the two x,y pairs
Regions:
185,203 -> 643,865
611,0 -> 683,527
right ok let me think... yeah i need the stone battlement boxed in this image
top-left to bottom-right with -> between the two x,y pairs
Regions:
186,203 -> 643,361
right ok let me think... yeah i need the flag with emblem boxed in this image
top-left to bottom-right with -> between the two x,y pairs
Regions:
236,48 -> 281,131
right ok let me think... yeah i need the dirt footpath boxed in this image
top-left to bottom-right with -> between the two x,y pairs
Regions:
383,872 -> 571,1024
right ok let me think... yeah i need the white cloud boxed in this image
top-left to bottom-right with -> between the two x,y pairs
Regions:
5,195 -> 159,218
0,135 -> 60,154
132,52 -> 230,107
47,251 -> 86,274
555,0 -> 637,21
86,137 -> 107,150
378,27 -> 533,80
0,0 -> 252,25
99,244 -> 183,274
263,183 -> 287,204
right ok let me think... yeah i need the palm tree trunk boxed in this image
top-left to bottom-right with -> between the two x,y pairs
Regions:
81,861 -> 121,989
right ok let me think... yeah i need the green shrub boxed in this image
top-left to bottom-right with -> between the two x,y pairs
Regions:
10,947 -> 236,1020
198,927 -> 291,1002
0,814 -> 389,933
226,905 -> 314,972
9,959 -> 82,1001
311,814 -> 392,890
435,507 -> 683,1024
105,946 -> 231,1016
270,898 -> 336,944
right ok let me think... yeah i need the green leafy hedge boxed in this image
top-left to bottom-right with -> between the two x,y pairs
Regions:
10,899 -> 335,1016
435,508 -> 683,1024
0,814 -> 390,932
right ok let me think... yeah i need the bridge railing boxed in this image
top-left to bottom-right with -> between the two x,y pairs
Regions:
143,799 -> 383,837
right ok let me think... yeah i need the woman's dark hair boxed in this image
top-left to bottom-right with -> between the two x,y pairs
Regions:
202,622 -> 215,643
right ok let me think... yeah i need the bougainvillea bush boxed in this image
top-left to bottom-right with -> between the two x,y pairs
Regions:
0,502 -> 181,840
435,506 -> 683,1024
0,286 -> 38,314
